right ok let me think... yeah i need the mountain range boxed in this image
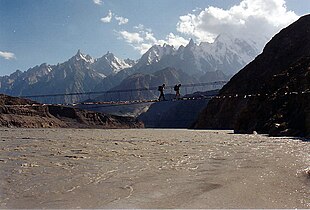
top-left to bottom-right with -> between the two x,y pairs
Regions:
132,34 -> 261,76
0,33 -> 262,104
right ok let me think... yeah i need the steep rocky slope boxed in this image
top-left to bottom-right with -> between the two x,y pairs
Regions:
0,94 -> 143,128
194,15 -> 310,137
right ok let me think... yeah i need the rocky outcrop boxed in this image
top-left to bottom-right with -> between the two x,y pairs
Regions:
0,94 -> 143,128
194,15 -> 310,137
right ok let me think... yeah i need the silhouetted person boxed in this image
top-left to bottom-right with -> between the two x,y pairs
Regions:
158,84 -> 166,101
174,84 -> 181,100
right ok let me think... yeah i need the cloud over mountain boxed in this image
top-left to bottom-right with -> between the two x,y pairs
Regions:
117,0 -> 299,55
176,0 -> 299,45
118,26 -> 188,54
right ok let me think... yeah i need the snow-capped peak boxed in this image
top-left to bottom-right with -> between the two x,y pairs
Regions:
134,33 -> 264,76
138,44 -> 176,66
92,51 -> 135,76
73,49 -> 95,63
102,51 -> 134,71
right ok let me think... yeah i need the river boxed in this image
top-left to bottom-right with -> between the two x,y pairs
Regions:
0,128 -> 309,208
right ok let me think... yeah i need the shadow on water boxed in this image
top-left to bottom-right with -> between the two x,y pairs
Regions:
301,137 -> 310,142
227,130 -> 310,142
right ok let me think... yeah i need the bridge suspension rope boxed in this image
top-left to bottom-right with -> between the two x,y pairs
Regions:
6,88 -> 309,108
19,81 -> 227,99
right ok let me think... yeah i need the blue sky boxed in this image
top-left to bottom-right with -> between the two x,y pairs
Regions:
0,0 -> 309,76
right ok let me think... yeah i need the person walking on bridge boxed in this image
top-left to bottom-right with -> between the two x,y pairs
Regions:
174,84 -> 181,100
158,84 -> 166,101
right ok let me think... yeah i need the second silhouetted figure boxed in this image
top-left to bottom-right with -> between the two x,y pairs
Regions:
158,84 -> 166,101
174,84 -> 181,100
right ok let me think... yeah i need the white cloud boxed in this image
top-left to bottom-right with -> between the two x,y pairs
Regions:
117,0 -> 299,55
118,28 -> 189,54
100,11 -> 129,26
176,0 -> 299,46
119,31 -> 144,43
0,51 -> 16,60
165,33 -> 189,47
133,24 -> 152,32
144,31 -> 157,43
133,43 -> 153,54
100,10 -> 113,23
115,16 -> 129,25
93,0 -> 103,5
134,24 -> 145,31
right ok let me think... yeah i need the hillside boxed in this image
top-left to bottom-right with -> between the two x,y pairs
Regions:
193,15 -> 310,137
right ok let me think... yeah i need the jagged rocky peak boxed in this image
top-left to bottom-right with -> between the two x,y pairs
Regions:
91,51 -> 135,77
186,38 -> 196,48
71,49 -> 95,63
10,69 -> 23,77
124,58 -> 137,66
177,45 -> 185,52
140,44 -> 177,65
100,51 -> 134,70
38,63 -> 52,71
27,63 -> 53,76
214,33 -> 231,43
103,51 -> 115,60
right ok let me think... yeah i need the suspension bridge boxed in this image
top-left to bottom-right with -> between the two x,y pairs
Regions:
19,81 -> 228,107
6,79 -> 310,129
9,80 -> 310,128
14,79 -> 310,109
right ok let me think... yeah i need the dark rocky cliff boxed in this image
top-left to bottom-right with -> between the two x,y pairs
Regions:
194,14 -> 310,137
0,94 -> 143,129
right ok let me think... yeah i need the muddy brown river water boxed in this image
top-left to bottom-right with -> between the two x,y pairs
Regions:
0,128 -> 309,208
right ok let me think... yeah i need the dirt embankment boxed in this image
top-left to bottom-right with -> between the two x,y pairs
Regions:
0,94 -> 143,129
